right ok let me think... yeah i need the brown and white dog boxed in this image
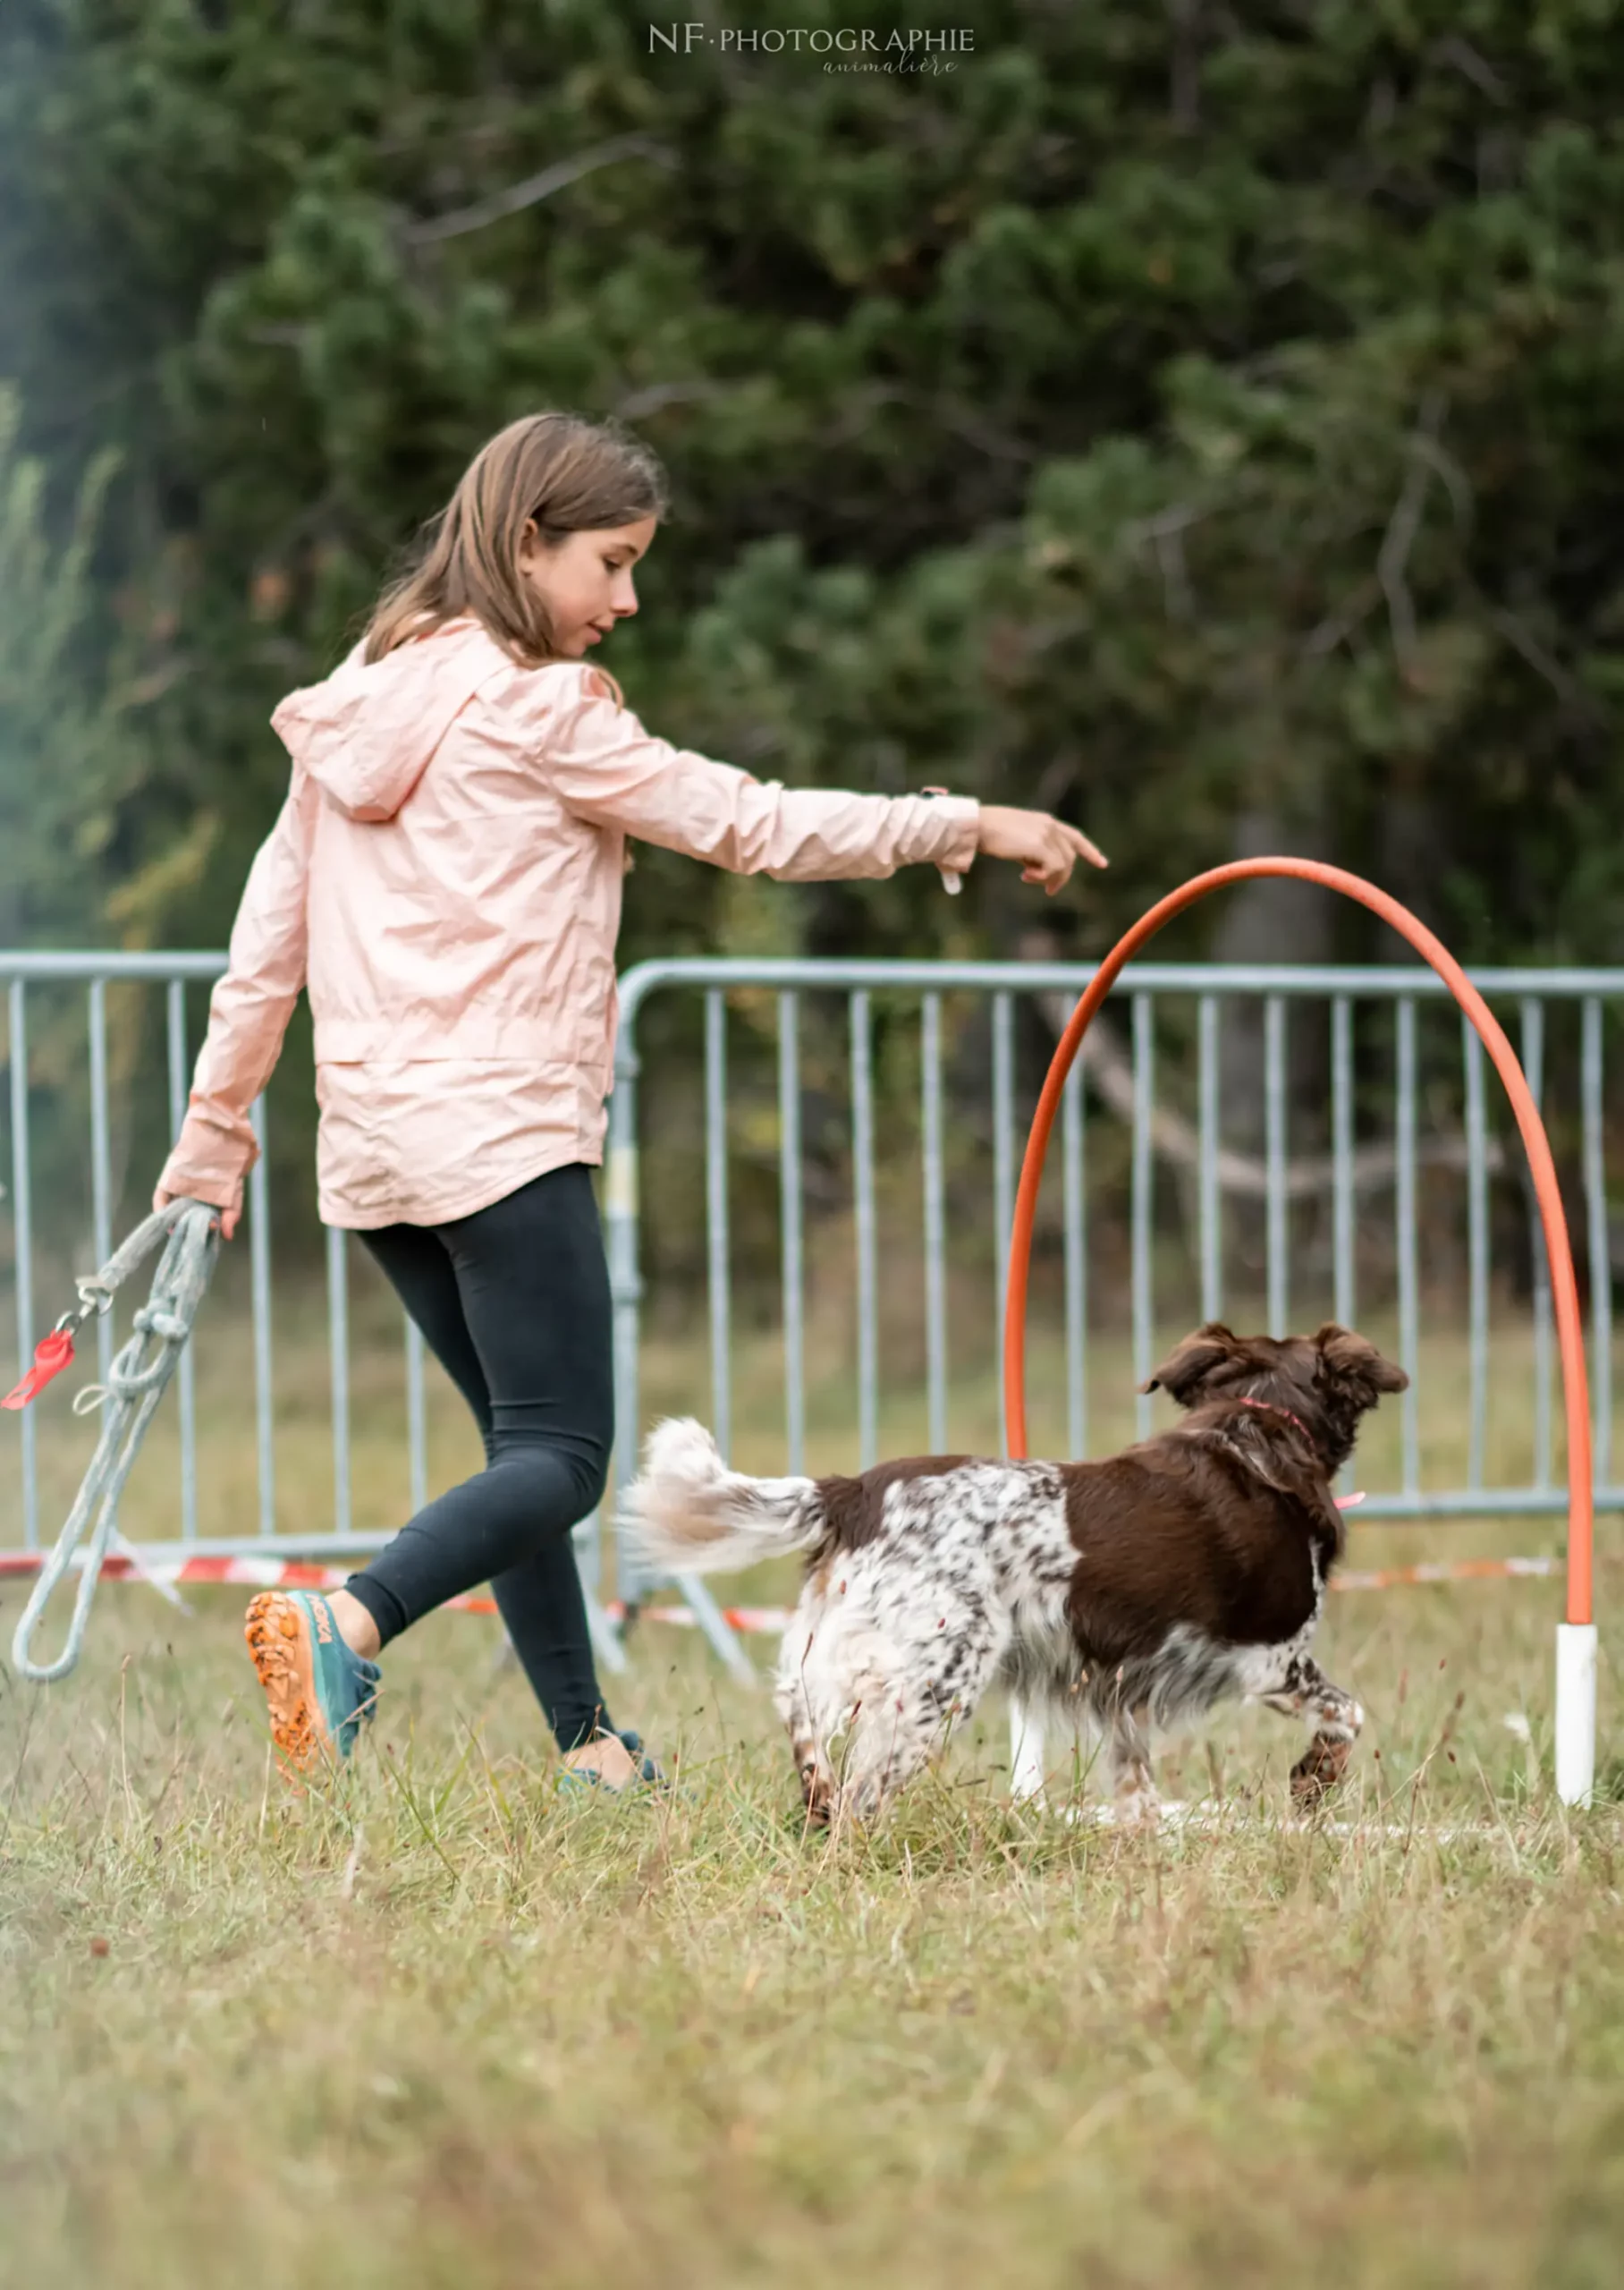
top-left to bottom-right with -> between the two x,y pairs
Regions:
627,1322 -> 1408,1826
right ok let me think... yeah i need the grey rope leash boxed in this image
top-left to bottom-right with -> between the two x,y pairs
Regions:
9,1199 -> 222,1684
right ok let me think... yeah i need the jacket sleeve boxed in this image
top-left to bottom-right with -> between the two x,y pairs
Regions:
519,665 -> 981,882
154,770 -> 317,1218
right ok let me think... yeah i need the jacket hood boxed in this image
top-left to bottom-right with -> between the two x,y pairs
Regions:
270,620 -> 498,820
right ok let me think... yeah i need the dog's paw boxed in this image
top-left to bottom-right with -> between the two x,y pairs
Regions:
1112,1785 -> 1162,1830
1290,1734 -> 1352,1803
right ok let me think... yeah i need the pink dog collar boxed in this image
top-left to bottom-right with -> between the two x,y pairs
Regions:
1237,1394 -> 1314,1443
1234,1395 -> 1365,1508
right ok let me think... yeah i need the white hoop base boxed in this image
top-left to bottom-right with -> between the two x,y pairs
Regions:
1555,1623 -> 1598,1810
1009,1699 -> 1048,1803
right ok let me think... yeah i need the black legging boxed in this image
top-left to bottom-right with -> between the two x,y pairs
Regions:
343,1163 -> 616,1753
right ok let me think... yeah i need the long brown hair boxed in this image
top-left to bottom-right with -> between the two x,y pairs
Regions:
362,411 -> 670,693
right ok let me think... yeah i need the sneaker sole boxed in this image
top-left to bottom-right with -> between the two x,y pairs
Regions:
244,1591 -> 336,1776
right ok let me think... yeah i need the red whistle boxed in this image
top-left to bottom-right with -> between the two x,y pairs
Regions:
2,1328 -> 77,1411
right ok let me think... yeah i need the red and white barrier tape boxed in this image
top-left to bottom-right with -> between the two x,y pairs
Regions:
1334,1555 -> 1558,1592
0,1546 -> 1561,1624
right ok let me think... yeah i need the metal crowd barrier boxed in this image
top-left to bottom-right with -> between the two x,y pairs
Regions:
3,953 -> 1620,1676
607,957 -> 1623,1607
0,950 -> 632,1671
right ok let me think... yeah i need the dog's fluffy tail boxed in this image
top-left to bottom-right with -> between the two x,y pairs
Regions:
622,1417 -> 823,1575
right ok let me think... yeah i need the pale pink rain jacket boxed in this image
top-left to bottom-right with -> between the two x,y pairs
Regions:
156,616 -> 981,1229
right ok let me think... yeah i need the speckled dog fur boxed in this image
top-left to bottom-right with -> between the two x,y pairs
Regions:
626,1323 -> 1408,1827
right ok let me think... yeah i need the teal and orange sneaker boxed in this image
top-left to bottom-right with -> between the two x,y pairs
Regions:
556,1727 -> 666,1794
244,1590 -> 381,1776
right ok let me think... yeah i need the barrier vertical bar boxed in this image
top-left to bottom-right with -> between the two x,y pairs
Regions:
326,1224 -> 351,1539
922,993 -> 948,1455
603,1021 -> 687,1665
1332,997 -> 1355,1331
606,1015 -> 643,1601
779,991 -> 805,1477
1396,997 -> 1421,1494
8,981 -> 38,1550
1521,998 -> 1552,1492
994,992 -> 1015,1455
1265,995 -> 1289,1335
1582,997 -> 1612,1492
1133,993 -> 1155,1438
851,990 -> 878,1470
165,980 -> 199,1545
1465,1016 -> 1489,1491
1062,1054 -> 1086,1460
248,1095 -> 275,1537
405,1319 -> 428,1518
1197,993 -> 1221,1324
88,979 -> 114,1388
572,1512 -> 604,1604
705,989 -> 732,1462
574,1144 -> 647,1646
612,988 -> 749,1683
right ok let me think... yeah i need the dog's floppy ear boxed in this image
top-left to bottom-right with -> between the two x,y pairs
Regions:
1141,1323 -> 1245,1406
1314,1323 -> 1409,1403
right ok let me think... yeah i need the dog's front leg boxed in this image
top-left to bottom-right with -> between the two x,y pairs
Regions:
776,1637 -> 837,1828
1108,1700 -> 1159,1827
1258,1653 -> 1364,1803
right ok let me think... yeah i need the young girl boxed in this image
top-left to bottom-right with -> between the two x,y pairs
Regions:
154,411 -> 1106,1791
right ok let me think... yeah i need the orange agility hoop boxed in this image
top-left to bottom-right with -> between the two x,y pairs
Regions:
1002,858 -> 1599,1806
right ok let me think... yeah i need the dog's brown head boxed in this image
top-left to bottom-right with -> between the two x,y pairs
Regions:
1142,1321 -> 1408,1478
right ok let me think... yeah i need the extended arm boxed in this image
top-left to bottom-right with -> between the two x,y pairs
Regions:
529,667 -> 981,882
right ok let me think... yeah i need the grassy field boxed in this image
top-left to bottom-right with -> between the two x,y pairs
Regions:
3,1295 -> 1623,2288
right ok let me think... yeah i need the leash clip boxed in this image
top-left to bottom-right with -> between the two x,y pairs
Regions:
4,1273 -> 120,1412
